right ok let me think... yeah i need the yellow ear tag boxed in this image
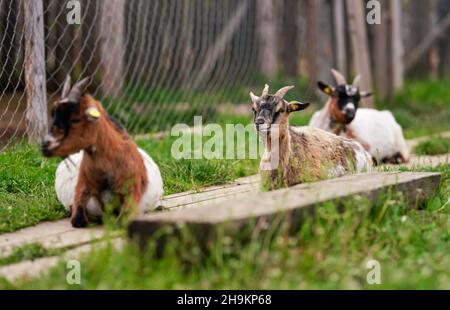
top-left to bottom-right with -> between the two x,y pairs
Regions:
289,101 -> 300,111
324,87 -> 331,94
86,107 -> 101,119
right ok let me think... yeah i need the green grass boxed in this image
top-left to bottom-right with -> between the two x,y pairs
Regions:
0,143 -> 67,233
0,133 -> 260,233
0,243 -> 60,266
3,163 -> 449,290
414,136 -> 450,156
136,132 -> 259,194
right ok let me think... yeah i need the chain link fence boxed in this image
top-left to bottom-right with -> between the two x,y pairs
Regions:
0,0 -> 307,151
1,0 -> 450,151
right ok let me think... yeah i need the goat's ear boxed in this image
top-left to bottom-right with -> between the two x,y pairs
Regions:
317,81 -> 335,96
360,91 -> 373,98
287,101 -> 309,113
85,106 -> 101,122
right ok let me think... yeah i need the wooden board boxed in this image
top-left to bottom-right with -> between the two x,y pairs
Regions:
0,175 -> 260,258
0,220 -> 105,258
129,172 -> 441,249
0,238 -> 123,283
162,175 -> 260,210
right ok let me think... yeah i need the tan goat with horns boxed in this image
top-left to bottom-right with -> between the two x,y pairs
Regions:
250,84 -> 372,190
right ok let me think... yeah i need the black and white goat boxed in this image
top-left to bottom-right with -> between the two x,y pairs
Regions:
309,69 -> 409,164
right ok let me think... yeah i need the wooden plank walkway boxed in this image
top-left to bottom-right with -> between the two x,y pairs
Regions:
0,238 -> 123,283
0,222 -> 105,258
0,175 -> 260,258
129,172 -> 441,248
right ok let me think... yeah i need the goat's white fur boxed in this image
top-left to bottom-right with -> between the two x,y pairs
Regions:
55,148 -> 164,216
310,102 -> 409,162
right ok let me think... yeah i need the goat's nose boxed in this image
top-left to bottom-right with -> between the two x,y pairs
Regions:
344,108 -> 355,116
41,140 -> 50,150
343,105 -> 355,117
41,141 -> 51,157
255,118 -> 265,125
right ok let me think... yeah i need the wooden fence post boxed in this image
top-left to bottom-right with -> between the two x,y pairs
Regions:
346,0 -> 374,107
23,0 -> 48,144
373,0 -> 389,100
256,0 -> 279,77
438,0 -> 450,76
100,0 -> 125,97
406,0 -> 432,78
305,0 -> 318,90
316,0 -> 334,83
190,1 -> 250,90
405,12 -> 450,74
389,0 -> 404,91
332,0 -> 347,77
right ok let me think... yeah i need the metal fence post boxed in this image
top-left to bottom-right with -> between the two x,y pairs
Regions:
23,0 -> 47,144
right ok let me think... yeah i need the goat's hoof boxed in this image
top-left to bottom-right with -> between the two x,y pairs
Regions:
70,208 -> 89,228
71,216 -> 89,228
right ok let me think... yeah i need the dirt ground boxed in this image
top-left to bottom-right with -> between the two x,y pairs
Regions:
0,92 -> 28,147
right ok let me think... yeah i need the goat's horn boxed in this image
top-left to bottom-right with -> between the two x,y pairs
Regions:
250,92 -> 260,103
68,77 -> 90,102
261,84 -> 269,97
352,74 -> 362,88
331,68 -> 347,85
275,86 -> 294,99
61,75 -> 72,99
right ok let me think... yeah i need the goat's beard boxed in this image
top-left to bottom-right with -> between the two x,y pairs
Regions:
258,124 -> 283,150
256,123 -> 271,134
343,115 -> 355,124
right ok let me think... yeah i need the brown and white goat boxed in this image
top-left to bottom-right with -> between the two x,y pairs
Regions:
250,84 -> 372,190
309,69 -> 409,164
41,76 -> 163,228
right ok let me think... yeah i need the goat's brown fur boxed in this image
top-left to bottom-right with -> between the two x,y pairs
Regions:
47,95 -> 148,227
328,97 -> 347,126
315,98 -> 372,150
260,126 -> 364,189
